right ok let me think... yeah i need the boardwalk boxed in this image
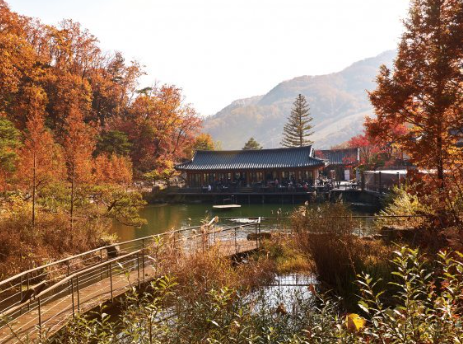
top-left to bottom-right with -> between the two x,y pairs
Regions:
0,220 -> 262,343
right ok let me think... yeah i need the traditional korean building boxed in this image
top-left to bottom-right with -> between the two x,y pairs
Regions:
314,148 -> 360,181
176,146 -> 325,189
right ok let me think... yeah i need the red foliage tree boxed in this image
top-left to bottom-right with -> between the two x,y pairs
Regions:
367,0 -> 463,188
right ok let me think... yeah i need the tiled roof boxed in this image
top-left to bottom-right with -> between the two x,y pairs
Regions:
314,148 -> 360,166
176,146 -> 325,171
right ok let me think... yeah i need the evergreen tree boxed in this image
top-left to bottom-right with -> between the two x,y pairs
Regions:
96,130 -> 132,156
281,94 -> 313,147
0,117 -> 20,174
242,137 -> 262,150
0,117 -> 20,190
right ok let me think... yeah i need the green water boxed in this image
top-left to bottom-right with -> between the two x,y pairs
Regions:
111,204 -> 298,241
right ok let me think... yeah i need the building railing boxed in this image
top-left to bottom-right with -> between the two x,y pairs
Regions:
174,184 -> 334,194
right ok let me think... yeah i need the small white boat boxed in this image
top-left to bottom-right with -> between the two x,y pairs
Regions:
228,217 -> 262,224
212,204 -> 241,210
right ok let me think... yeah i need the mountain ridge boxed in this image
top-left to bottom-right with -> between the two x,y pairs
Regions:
204,50 -> 396,149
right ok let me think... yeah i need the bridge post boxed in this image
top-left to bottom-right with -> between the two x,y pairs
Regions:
137,253 -> 140,287
76,275 -> 80,312
109,262 -> 113,301
71,278 -> 75,316
37,296 -> 42,332
27,272 -> 30,311
142,251 -> 145,282
255,223 -> 258,249
100,249 -> 104,281
234,227 -> 237,254
19,275 -> 23,315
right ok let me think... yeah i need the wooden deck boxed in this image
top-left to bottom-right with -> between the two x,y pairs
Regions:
0,225 -> 260,343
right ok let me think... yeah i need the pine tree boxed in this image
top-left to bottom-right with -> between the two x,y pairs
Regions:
242,137 -> 262,150
0,117 -> 20,191
281,94 -> 313,147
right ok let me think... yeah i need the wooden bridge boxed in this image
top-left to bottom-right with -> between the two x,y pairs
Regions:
0,219 -> 262,343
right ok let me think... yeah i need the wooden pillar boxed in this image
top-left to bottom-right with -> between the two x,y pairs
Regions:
312,170 -> 318,185
378,171 -> 382,193
361,171 -> 365,191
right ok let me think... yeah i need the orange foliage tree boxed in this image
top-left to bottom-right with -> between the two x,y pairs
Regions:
117,85 -> 202,179
0,2 -> 203,182
367,0 -> 463,188
94,154 -> 132,186
63,106 -> 96,232
17,86 -> 66,228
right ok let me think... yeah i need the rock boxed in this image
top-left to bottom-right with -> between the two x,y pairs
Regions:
106,245 -> 121,259
380,226 -> 416,242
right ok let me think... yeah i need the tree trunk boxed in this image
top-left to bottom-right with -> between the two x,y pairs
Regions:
32,151 -> 36,229
70,172 -> 75,240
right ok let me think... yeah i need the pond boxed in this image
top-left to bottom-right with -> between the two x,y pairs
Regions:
111,203 -> 298,241
111,203 -> 376,242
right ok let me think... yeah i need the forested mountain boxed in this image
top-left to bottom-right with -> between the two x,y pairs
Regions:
204,51 -> 396,149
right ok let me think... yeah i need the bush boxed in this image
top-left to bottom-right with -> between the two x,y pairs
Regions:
290,203 -> 394,309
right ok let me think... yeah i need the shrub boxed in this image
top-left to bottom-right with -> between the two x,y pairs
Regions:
290,203 -> 394,309
357,247 -> 463,342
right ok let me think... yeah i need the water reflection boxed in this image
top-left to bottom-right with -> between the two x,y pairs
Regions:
111,203 -> 375,242
250,274 -> 317,315
111,204 -> 298,241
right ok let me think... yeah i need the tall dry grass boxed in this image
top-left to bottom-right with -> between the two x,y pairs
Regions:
290,203 -> 394,309
0,202 -> 114,278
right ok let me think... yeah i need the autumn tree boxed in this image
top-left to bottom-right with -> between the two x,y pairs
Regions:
63,106 -> 96,232
94,154 -> 132,186
17,86 -> 66,228
367,0 -> 463,188
347,132 -> 383,167
242,137 -> 262,150
118,85 -> 202,178
0,1 -> 39,123
192,133 -> 215,152
281,94 -> 313,147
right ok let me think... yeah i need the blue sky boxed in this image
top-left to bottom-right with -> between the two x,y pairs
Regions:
8,0 -> 410,116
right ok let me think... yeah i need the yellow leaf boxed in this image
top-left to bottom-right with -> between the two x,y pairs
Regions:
345,313 -> 366,332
